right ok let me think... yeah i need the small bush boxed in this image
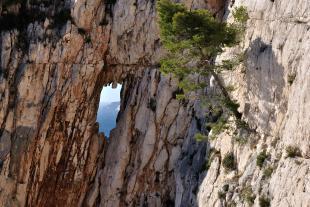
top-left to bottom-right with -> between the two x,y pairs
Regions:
176,94 -> 186,101
241,186 -> 256,205
232,6 -> 249,25
172,88 -> 184,99
156,0 -> 247,99
263,166 -> 273,178
194,133 -> 208,142
256,150 -> 268,169
259,196 -> 270,207
287,73 -> 296,85
222,152 -> 236,171
286,145 -> 301,158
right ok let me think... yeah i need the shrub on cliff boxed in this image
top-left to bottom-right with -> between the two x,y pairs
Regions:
157,0 -> 247,91
157,0 -> 241,85
157,0 -> 249,140
240,186 -> 256,205
263,166 -> 273,178
222,152 -> 236,171
194,133 -> 208,142
285,145 -> 301,158
256,150 -> 268,169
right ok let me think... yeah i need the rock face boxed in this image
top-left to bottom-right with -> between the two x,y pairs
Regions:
196,0 -> 310,206
0,0 -> 309,207
0,1 -> 109,206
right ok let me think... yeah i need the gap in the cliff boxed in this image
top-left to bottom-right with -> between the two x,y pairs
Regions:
96,83 -> 122,137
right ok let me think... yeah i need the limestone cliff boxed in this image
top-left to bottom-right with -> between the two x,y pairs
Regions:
0,0 -> 309,207
197,0 -> 310,206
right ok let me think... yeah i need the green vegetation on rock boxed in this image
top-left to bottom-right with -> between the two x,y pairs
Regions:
241,186 -> 256,205
157,0 -> 249,141
256,150 -> 269,169
286,145 -> 301,158
222,152 -> 236,171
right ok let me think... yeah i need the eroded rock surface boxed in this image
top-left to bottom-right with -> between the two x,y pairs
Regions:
197,0 -> 310,206
0,1 -> 110,206
0,0 -> 309,206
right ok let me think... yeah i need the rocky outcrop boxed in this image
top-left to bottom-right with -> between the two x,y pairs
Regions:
0,0 -> 309,206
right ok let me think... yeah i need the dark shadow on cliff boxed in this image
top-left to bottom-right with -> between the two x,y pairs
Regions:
243,37 -> 286,133
174,115 -> 208,207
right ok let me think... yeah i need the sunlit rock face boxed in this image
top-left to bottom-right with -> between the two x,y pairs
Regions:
0,1 -> 110,206
0,0 -> 309,207
196,0 -> 310,206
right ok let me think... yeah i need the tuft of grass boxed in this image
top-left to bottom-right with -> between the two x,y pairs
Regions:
256,150 -> 268,169
176,94 -> 186,100
286,145 -> 301,158
263,166 -> 273,178
241,186 -> 256,205
194,133 -> 208,142
222,152 -> 236,171
232,6 -> 249,25
225,85 -> 236,92
287,73 -> 296,85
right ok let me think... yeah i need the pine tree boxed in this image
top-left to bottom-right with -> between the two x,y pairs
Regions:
157,0 -> 249,139
157,0 -> 247,108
